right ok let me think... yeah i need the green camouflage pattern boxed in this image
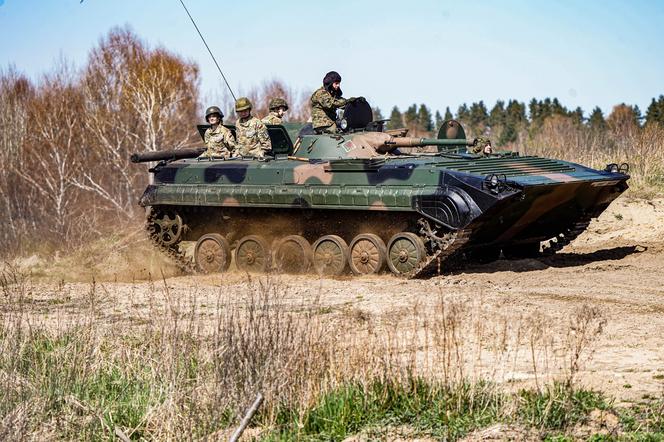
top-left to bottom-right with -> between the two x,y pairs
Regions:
310,86 -> 346,131
235,116 -> 271,158
268,97 -> 288,111
202,124 -> 236,158
262,112 -> 282,125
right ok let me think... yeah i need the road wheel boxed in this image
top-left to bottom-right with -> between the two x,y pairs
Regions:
312,235 -> 349,276
235,235 -> 271,273
194,233 -> 231,274
386,232 -> 426,275
274,235 -> 313,274
349,233 -> 386,275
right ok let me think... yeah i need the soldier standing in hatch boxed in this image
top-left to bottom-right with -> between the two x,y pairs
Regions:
201,106 -> 236,158
262,97 -> 289,125
234,97 -> 272,159
310,71 -> 354,134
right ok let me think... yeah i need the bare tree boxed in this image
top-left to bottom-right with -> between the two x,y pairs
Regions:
77,27 -> 200,216
16,63 -> 85,239
0,67 -> 33,252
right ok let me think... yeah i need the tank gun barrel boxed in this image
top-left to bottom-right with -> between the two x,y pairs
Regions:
131,147 -> 206,163
384,137 -> 474,148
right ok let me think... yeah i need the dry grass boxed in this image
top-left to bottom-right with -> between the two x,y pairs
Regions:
0,264 -> 630,440
514,121 -> 664,196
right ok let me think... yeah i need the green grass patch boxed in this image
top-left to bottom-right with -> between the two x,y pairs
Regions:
265,378 -> 504,441
517,382 -> 609,430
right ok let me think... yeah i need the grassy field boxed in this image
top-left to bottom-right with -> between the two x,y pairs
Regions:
1,266 -> 663,441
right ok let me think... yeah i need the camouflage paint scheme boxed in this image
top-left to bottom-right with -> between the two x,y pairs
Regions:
138,124 -> 629,252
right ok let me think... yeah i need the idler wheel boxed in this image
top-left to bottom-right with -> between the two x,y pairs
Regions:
349,233 -> 386,275
386,232 -> 426,275
274,235 -> 313,274
312,235 -> 349,276
236,235 -> 271,273
194,233 -> 231,274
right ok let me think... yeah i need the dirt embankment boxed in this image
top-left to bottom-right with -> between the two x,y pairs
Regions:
9,196 -> 664,401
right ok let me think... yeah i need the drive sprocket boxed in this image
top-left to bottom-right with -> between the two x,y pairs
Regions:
145,208 -> 195,273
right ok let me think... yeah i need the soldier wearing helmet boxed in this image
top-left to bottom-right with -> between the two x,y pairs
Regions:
234,97 -> 272,159
310,71 -> 354,134
201,105 -> 236,158
262,97 -> 289,125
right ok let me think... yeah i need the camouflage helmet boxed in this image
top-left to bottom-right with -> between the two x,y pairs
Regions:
205,105 -> 223,122
235,97 -> 252,112
268,97 -> 289,111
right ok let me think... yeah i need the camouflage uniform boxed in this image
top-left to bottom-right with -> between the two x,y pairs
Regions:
262,112 -> 282,125
236,116 -> 272,158
202,124 -> 236,158
310,86 -> 347,133
470,136 -> 492,155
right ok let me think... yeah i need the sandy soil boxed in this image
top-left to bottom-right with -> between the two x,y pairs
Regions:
9,196 -> 664,402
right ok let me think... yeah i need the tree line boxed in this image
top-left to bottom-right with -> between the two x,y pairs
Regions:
376,95 -> 664,144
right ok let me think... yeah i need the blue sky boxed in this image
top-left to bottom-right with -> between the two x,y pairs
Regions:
1,0 -> 663,117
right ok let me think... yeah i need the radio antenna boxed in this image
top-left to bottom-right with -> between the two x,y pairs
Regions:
178,0 -> 237,101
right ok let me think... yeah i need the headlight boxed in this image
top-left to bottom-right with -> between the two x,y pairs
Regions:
339,119 -> 348,130
484,174 -> 502,194
605,163 -> 619,173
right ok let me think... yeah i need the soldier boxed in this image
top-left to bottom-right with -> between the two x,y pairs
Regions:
310,71 -> 354,134
234,97 -> 272,159
201,106 -> 236,158
471,136 -> 493,155
262,97 -> 289,125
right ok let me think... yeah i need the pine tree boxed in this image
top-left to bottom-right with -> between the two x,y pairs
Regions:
489,100 -> 506,128
528,98 -> 540,124
456,103 -> 470,124
404,104 -> 418,128
387,106 -> 403,130
570,106 -> 584,125
469,100 -> 489,134
434,110 -> 443,130
372,107 -> 384,121
444,106 -> 453,121
634,105 -> 642,127
498,124 -> 517,146
551,97 -> 567,116
417,104 -> 433,131
505,100 -> 527,125
588,106 -> 607,131
499,100 -> 527,146
645,95 -> 664,127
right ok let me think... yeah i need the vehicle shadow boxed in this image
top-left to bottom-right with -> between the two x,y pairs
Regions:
455,245 -> 647,274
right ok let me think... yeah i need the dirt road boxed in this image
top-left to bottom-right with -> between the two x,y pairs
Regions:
14,196 -> 664,402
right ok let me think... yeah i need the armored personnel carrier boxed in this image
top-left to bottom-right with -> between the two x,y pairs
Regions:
132,99 -> 629,277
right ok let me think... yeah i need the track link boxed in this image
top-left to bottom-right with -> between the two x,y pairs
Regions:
541,215 -> 594,256
406,219 -> 473,279
145,209 -> 196,274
